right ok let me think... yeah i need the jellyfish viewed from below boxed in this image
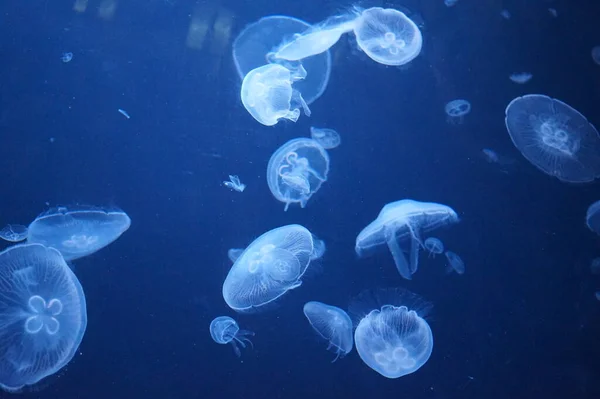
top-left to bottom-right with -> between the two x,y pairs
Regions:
241,63 -> 311,126
27,206 -> 131,261
267,138 -> 330,211
445,99 -> 471,124
423,237 -> 444,257
209,316 -> 254,357
586,200 -> 600,235
505,94 -> 600,183
0,244 -> 87,392
303,301 -> 353,362
445,251 -> 465,274
350,288 -> 433,379
0,224 -> 28,242
356,200 -> 459,280
232,15 -> 332,105
310,126 -> 341,149
352,7 -> 423,66
222,224 -> 317,312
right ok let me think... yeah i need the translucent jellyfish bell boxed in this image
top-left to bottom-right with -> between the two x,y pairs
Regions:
352,7 -> 423,66
505,94 -> 600,183
209,316 -> 254,357
27,206 -> 131,261
0,224 -> 28,242
303,301 -> 353,362
267,138 -> 330,211
445,99 -> 471,124
445,251 -> 465,274
423,237 -> 444,257
232,15 -> 332,105
350,288 -> 433,379
310,126 -> 341,149
222,225 -> 317,312
241,64 -> 311,126
356,200 -> 459,280
0,244 -> 87,392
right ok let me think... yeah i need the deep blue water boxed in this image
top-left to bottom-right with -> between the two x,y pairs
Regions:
1,0 -> 600,398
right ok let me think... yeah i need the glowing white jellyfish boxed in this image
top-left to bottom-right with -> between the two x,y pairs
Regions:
0,224 -> 28,242
209,316 -> 254,357
310,126 -> 341,149
223,175 -> 246,192
445,99 -> 471,124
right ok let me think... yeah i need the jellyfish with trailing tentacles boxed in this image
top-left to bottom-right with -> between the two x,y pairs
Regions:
209,316 -> 254,357
303,301 -> 353,362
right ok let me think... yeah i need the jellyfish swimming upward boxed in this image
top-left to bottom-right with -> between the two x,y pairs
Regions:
209,316 -> 254,357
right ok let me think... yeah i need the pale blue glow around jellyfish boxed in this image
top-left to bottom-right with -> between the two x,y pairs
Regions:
445,99 -> 471,124
303,301 -> 353,362
232,15 -> 332,105
586,200 -> 600,235
355,200 -> 459,280
350,288 -> 433,379
424,237 -> 444,257
241,63 -> 311,126
310,126 -> 341,149
267,138 -> 330,211
27,206 -> 131,261
0,244 -> 87,392
352,7 -> 423,66
505,94 -> 600,183
209,316 -> 254,357
222,224 -> 317,312
445,250 -> 465,274
0,224 -> 28,242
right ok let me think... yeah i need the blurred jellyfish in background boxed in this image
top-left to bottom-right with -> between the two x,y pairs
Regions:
303,301 -> 353,362
27,206 -> 131,261
445,250 -> 465,274
509,72 -> 532,84
0,244 -> 87,392
586,200 -> 600,235
445,99 -> 471,124
267,138 -> 330,211
310,126 -> 341,150
505,94 -> 600,183
591,46 -> 600,66
209,316 -> 254,357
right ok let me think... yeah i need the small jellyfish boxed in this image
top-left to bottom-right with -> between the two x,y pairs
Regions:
592,46 -> 600,66
27,206 -> 131,261
350,288 -> 433,379
310,235 -> 326,260
445,251 -> 465,274
505,94 -> 600,183
590,258 -> 600,275
0,224 -> 28,242
500,9 -> 511,20
240,63 -> 311,126
310,127 -> 341,149
0,244 -> 87,392
61,52 -> 73,63
481,148 -> 517,173
509,72 -> 532,84
356,200 -> 459,280
423,237 -> 444,257
303,301 -> 353,362
352,7 -> 423,66
267,138 -> 330,211
445,99 -> 471,124
444,0 -> 458,7
223,175 -> 246,192
209,316 -> 254,357
228,248 -> 245,263
586,200 -> 600,236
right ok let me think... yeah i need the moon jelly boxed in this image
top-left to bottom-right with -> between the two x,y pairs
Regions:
303,301 -> 353,362
310,126 -> 341,149
0,224 -> 28,242
445,99 -> 471,124
209,316 -> 254,357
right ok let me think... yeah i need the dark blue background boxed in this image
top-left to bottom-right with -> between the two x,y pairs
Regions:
1,0 -> 599,398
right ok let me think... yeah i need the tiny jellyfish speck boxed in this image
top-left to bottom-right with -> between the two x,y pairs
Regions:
223,175 -> 246,193
444,0 -> 458,7
61,52 -> 73,63
509,72 -> 532,84
445,99 -> 471,124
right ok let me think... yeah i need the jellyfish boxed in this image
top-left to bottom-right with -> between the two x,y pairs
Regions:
223,175 -> 246,192
509,72 -> 532,84
592,46 -> 600,66
548,8 -> 558,18
222,225 -> 318,312
351,7 -> 423,66
444,0 -> 458,7
241,64 -> 311,126
27,206 -> 131,261
445,251 -> 465,274
303,301 -> 353,362
350,288 -> 433,379
273,15 -> 357,61
500,9 -> 511,19
61,52 -> 73,63
505,94 -> 600,183
355,200 -> 459,280
232,15 -> 332,105
228,248 -> 245,263
311,235 -> 326,260
209,316 -> 254,357
445,99 -> 471,124
267,138 -> 330,211
0,244 -> 87,392
310,126 -> 341,149
590,257 -> 600,275
586,200 -> 600,235
0,224 -> 28,242
423,237 -> 444,257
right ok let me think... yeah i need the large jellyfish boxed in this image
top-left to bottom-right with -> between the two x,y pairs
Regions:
241,63 -> 311,126
222,224 -> 317,312
586,200 -> 600,235
504,94 -> 600,183
209,316 -> 254,357
26,206 -> 131,261
355,200 -> 459,280
351,7 -> 423,66
0,244 -> 87,392
303,301 -> 353,362
232,15 -> 332,105
267,138 -> 330,211
350,288 -> 433,379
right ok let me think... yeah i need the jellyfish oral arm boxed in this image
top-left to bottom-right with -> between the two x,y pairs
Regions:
384,227 -> 412,280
